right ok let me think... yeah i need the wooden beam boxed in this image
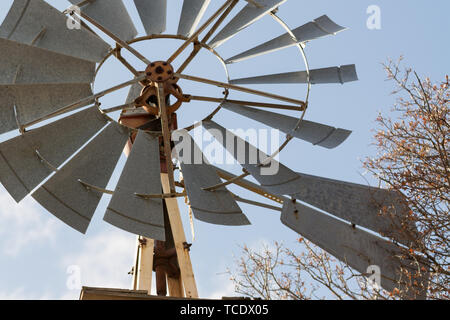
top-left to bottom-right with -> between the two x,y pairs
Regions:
136,237 -> 154,295
161,173 -> 198,298
167,275 -> 184,298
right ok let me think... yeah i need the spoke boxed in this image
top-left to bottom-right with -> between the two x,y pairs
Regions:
202,171 -> 250,191
214,166 -> 286,204
231,193 -> 282,212
176,0 -> 239,74
175,73 -> 306,106
101,103 -> 135,114
187,95 -> 305,111
114,46 -> 140,77
23,75 -> 146,129
167,0 -> 235,64
156,83 -> 176,193
76,11 -> 150,65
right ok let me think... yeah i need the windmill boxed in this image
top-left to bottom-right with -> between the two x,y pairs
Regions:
0,0 -> 426,299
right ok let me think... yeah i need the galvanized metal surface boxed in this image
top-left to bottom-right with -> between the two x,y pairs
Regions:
230,65 -> 358,85
173,131 -> 249,226
226,15 -> 346,63
0,83 -> 93,134
32,123 -> 129,233
178,0 -> 211,37
222,102 -> 352,149
69,0 -> 137,42
0,107 -> 107,203
104,131 -> 165,240
125,82 -> 143,104
208,0 -> 287,48
0,38 -> 95,85
0,0 -> 110,63
289,172 -> 417,245
134,0 -> 167,35
202,120 -> 303,196
281,200 -> 425,297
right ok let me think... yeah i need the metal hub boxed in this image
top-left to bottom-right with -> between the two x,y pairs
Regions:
145,61 -> 174,83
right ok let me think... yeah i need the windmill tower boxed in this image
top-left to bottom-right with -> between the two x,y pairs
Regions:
0,0 -> 426,299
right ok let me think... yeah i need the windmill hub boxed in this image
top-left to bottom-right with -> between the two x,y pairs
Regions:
145,61 -> 174,83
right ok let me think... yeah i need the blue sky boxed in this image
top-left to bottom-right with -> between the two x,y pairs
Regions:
0,0 -> 448,299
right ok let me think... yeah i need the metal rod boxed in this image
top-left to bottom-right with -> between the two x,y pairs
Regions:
78,179 -> 114,195
135,192 -> 187,199
114,46 -> 141,77
101,103 -> 135,114
188,95 -> 305,111
174,73 -> 306,106
202,171 -> 250,192
156,83 -> 176,193
176,0 -> 239,74
167,0 -> 235,64
22,75 -> 146,129
232,194 -> 282,212
77,11 -> 151,65
214,166 -> 286,204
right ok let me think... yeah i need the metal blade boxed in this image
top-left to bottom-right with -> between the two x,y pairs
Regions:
104,131 -> 165,240
222,102 -> 352,149
177,0 -> 211,37
68,0 -> 137,42
230,65 -> 358,85
0,83 -> 93,135
289,172 -> 417,246
125,82 -> 143,104
202,120 -> 302,196
0,107 -> 108,203
0,38 -> 95,85
32,123 -> 129,234
0,0 -> 110,63
173,130 -> 249,226
226,15 -> 346,63
214,164 -> 415,246
133,0 -> 167,35
208,0 -> 287,49
281,200 -> 426,298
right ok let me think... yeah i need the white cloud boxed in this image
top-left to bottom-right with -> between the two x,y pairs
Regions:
0,287 -> 54,300
0,190 -> 59,256
206,280 -> 237,299
60,230 -> 136,299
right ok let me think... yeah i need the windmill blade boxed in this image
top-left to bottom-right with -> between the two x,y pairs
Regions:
289,172 -> 417,246
208,0 -> 287,49
230,65 -> 358,85
173,130 -> 249,226
281,200 -> 427,298
133,0 -> 167,35
68,0 -> 137,42
0,107 -> 108,203
178,0 -> 211,37
0,38 -> 95,85
32,123 -> 129,234
222,102 -> 352,149
202,120 -> 302,196
214,164 -> 415,246
226,15 -> 346,63
0,83 -> 93,135
0,0 -> 110,63
125,81 -> 143,104
104,131 -> 165,240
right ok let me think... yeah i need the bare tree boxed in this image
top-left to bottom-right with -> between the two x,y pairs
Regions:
228,59 -> 449,300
